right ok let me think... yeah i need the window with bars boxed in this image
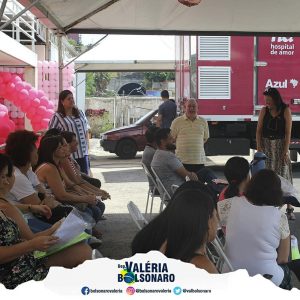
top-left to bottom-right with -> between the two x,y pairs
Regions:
198,66 -> 231,99
198,36 -> 231,61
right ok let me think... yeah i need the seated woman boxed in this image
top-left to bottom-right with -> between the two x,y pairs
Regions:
219,156 -> 250,201
60,131 -> 102,189
0,154 -> 92,289
34,135 -> 105,241
132,181 -> 219,273
5,130 -> 72,227
60,131 -> 110,219
219,169 -> 300,290
34,135 -> 97,207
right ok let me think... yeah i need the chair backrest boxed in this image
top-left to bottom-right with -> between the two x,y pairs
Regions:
127,201 -> 149,230
171,184 -> 179,194
151,167 -> 171,202
141,162 -> 158,190
208,238 -> 234,273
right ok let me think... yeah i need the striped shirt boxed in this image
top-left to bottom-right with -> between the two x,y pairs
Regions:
48,110 -> 89,159
170,114 -> 209,164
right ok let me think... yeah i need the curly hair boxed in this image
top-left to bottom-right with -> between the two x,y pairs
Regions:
5,130 -> 38,167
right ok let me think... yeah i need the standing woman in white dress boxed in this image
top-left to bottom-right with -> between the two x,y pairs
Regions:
48,90 -> 90,174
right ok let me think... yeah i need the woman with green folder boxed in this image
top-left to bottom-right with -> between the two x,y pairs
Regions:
0,154 -> 92,289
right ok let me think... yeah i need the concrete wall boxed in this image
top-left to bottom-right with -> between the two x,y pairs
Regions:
85,96 -> 161,128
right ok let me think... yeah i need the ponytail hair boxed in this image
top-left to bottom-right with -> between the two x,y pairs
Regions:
224,157 -> 250,199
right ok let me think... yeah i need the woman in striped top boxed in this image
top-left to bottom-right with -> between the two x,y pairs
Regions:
48,90 -> 90,174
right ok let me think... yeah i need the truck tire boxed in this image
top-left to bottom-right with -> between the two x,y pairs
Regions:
116,139 -> 137,159
290,150 -> 298,162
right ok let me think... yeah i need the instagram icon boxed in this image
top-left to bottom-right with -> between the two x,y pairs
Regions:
126,286 -> 135,295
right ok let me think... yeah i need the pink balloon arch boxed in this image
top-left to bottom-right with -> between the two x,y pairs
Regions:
0,72 -> 55,143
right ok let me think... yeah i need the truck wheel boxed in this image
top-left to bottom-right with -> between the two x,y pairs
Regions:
290,150 -> 298,162
116,139 -> 137,159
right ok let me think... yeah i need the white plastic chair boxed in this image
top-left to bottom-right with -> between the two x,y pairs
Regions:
208,237 -> 234,272
127,201 -> 149,230
141,162 -> 161,218
151,167 -> 172,212
171,184 -> 179,194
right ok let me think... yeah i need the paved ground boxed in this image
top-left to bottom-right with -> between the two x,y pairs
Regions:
89,139 -> 300,287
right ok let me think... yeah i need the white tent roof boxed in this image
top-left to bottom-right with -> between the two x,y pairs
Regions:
18,0 -> 300,35
75,35 -> 175,72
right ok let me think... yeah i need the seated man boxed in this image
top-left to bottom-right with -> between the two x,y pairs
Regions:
141,126 -> 159,193
151,128 -> 198,196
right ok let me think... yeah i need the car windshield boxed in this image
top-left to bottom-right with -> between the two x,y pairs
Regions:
135,110 -> 157,125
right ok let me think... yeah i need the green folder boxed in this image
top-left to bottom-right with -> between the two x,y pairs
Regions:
34,232 -> 91,259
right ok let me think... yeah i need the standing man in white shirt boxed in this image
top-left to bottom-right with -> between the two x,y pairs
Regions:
171,99 -> 209,173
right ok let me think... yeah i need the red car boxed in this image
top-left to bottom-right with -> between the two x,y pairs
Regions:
100,109 -> 158,159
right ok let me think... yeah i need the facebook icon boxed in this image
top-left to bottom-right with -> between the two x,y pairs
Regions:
81,286 -> 90,295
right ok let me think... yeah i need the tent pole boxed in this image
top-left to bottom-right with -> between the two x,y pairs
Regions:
0,0 -> 7,21
58,33 -> 63,93
64,34 -> 108,69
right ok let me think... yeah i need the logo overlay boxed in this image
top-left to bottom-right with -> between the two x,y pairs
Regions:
126,287 -> 136,295
81,287 -> 90,295
118,261 -> 175,284
173,286 -> 182,295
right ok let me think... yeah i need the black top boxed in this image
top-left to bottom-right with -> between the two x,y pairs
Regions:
262,106 -> 286,139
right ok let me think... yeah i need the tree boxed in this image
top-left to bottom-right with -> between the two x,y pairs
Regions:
143,72 -> 175,89
94,72 -> 112,95
85,73 -> 96,96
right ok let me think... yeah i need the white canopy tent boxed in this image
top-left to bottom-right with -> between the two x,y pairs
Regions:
17,0 -> 300,35
75,35 -> 175,72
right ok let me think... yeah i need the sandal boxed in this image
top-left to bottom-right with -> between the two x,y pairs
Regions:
286,208 -> 296,221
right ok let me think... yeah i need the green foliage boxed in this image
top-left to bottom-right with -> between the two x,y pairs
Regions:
87,112 -> 113,137
94,72 -> 112,94
86,73 -> 96,97
143,72 -> 175,88
85,72 -> 113,97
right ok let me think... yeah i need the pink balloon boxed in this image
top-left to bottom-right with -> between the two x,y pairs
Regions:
43,109 -> 54,119
37,90 -> 45,98
40,96 -> 49,107
29,89 -> 38,99
24,82 -> 32,90
20,97 -> 31,110
0,72 -> 12,83
37,105 -> 47,116
0,83 -> 5,92
15,82 -> 25,91
32,98 -> 40,107
8,120 -> 16,131
47,101 -> 55,109
40,118 -> 50,128
12,75 -> 22,83
0,104 -> 8,113
19,89 -> 29,100
26,107 -> 36,117
0,111 -> 7,119
0,124 -> 11,139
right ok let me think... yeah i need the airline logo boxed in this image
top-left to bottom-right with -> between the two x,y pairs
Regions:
265,79 -> 298,89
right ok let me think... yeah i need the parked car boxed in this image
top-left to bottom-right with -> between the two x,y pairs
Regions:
100,109 -> 158,159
